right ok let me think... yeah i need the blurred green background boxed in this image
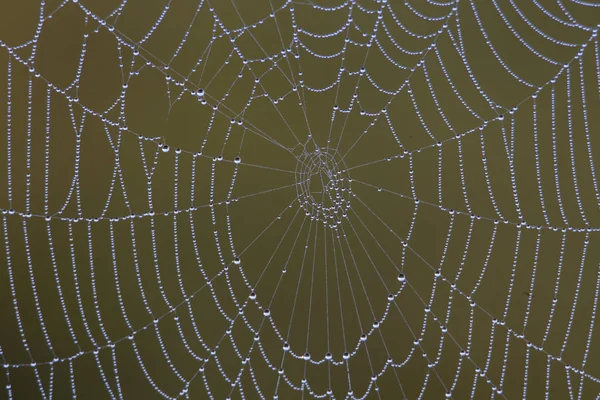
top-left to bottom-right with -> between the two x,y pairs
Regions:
1,0 -> 600,398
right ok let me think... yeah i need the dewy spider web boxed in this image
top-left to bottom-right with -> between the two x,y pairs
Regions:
1,0 -> 600,398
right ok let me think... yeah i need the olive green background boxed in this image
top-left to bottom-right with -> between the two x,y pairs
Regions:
1,0 -> 600,398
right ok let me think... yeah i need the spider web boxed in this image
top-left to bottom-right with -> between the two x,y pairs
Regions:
1,0 -> 600,398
